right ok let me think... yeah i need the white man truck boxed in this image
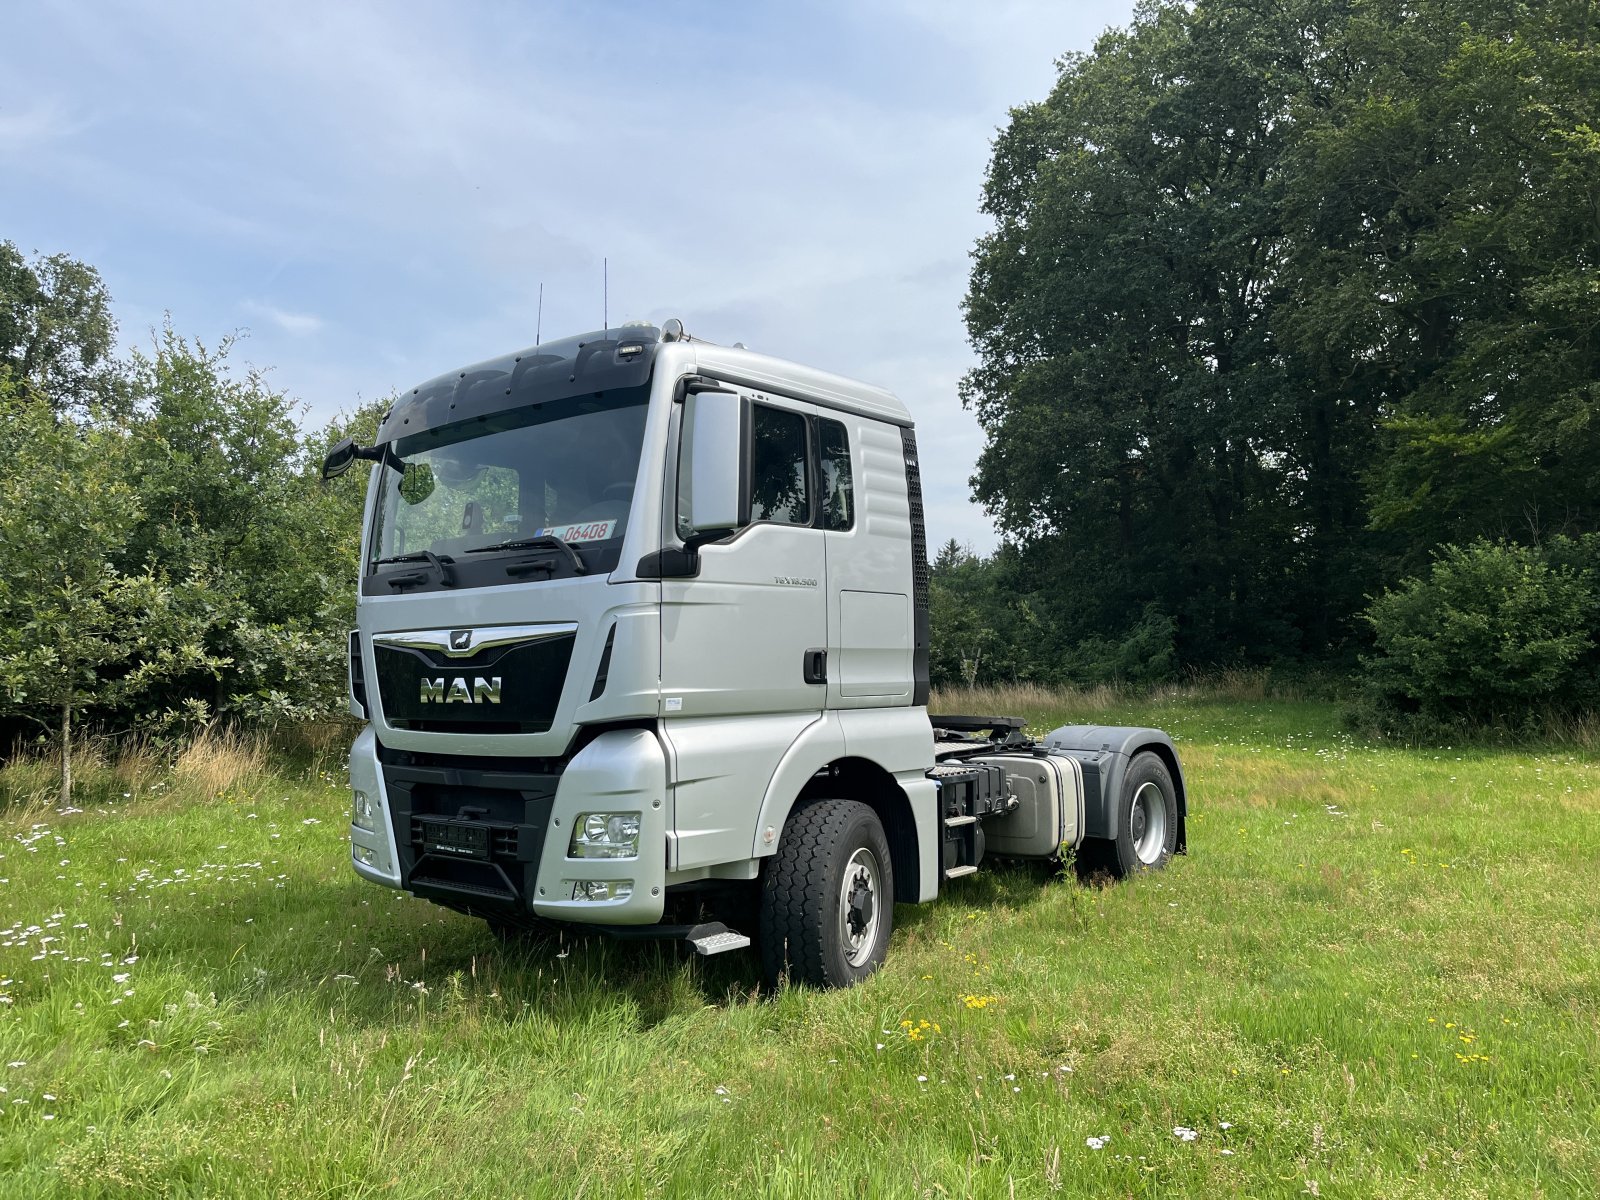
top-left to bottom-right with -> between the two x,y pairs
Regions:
324,320 -> 1187,988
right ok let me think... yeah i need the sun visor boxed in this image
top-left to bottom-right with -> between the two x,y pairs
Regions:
377,326 -> 662,445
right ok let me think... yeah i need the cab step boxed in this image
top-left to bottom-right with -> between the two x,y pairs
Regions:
689,924 -> 752,956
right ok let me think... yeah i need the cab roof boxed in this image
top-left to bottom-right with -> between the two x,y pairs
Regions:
377,321 -> 912,445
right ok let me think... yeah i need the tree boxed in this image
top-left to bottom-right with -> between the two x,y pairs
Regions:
1282,1 -> 1600,566
119,327 -> 366,724
0,241 -> 127,417
964,0 -> 1600,680
0,395 -> 221,802
964,0 -> 1354,669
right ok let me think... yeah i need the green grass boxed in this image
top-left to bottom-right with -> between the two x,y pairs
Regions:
0,699 -> 1596,1198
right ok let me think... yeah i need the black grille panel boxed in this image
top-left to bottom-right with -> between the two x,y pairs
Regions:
901,426 -> 930,609
375,632 -> 575,733
381,750 -> 561,913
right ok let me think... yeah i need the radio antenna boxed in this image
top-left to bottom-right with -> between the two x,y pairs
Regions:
536,282 -> 544,347
603,257 -> 608,333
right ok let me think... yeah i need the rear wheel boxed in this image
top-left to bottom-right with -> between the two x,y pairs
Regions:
759,799 -> 894,989
1082,751 -> 1178,878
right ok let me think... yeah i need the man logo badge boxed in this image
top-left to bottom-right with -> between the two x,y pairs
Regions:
449,629 -> 472,651
420,677 -> 502,704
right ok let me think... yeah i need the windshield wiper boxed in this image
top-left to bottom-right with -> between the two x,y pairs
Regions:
373,549 -> 456,588
463,536 -> 587,576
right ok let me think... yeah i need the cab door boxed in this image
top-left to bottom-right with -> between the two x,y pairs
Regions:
660,391 -> 828,719
660,390 -> 830,869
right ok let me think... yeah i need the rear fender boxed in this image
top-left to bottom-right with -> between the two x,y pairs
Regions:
1043,725 -> 1188,852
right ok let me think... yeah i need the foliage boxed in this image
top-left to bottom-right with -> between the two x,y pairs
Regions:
0,396 -> 226,799
0,240 -> 127,416
0,260 -> 384,754
1356,538 -> 1600,736
964,0 -> 1600,689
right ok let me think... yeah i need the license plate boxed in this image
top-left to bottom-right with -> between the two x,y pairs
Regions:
420,820 -> 490,859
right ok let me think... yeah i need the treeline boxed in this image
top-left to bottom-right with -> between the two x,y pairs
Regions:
0,242 -> 374,792
954,0 -> 1600,735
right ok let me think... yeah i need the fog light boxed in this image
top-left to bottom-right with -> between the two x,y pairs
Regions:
568,812 -> 641,859
352,789 -> 377,832
353,844 -> 376,866
569,880 -> 633,902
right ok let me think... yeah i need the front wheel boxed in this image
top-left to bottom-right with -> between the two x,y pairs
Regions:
1082,751 -> 1178,878
759,799 -> 894,989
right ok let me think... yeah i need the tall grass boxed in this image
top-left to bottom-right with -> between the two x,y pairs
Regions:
931,668 -> 1325,723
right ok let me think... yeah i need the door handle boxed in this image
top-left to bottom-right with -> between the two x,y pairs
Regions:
803,648 -> 828,686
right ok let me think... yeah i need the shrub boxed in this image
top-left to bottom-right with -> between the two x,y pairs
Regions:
1356,539 -> 1599,738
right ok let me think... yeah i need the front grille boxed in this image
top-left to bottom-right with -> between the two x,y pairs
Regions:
375,630 -> 576,734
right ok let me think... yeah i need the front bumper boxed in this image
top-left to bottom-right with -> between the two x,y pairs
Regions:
347,725 -> 668,924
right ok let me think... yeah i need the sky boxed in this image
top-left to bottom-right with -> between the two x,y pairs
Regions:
1,0 -> 1136,554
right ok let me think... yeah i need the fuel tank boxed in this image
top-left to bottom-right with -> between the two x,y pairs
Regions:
968,752 -> 1085,860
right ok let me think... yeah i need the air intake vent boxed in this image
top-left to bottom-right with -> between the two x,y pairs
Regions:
589,625 -> 616,702
348,630 -> 368,719
901,427 -> 931,705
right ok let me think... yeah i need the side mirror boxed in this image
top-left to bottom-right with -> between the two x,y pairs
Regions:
321,437 -> 359,480
682,389 -> 742,542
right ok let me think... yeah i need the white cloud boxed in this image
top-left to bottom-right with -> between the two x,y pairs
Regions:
0,99 -> 85,152
242,302 -> 325,337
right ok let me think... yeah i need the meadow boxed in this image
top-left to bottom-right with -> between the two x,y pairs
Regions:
0,691 -> 1595,1198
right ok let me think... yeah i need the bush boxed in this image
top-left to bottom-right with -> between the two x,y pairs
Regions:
1355,539 -> 1600,738
1062,603 -> 1178,687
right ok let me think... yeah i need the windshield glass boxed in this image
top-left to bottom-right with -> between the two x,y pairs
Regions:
368,386 -> 649,574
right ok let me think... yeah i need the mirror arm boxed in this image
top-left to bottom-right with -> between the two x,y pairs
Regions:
674,375 -> 732,403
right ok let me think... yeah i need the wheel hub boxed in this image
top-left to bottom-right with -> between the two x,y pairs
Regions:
846,870 -> 875,937
838,846 -> 882,968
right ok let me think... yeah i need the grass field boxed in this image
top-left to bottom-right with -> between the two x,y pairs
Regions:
0,695 -> 1596,1198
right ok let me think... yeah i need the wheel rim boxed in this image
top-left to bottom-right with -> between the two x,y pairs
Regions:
838,847 -> 882,968
1130,781 -> 1167,865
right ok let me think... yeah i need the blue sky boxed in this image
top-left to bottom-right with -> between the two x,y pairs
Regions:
1,1 -> 1135,553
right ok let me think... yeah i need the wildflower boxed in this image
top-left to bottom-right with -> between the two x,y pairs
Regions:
1085,1136 -> 1110,1150
1174,1126 -> 1199,1142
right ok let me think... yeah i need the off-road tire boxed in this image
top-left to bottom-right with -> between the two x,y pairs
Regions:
759,799 -> 894,989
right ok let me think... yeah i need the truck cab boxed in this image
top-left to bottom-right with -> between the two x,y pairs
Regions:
331,320 -> 1186,987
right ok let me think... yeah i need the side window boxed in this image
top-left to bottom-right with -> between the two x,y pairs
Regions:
749,404 -> 811,526
818,418 -> 853,531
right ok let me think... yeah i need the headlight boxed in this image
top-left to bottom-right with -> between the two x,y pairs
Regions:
568,812 -> 641,859
352,789 -> 377,832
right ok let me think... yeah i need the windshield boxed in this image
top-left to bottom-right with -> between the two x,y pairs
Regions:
367,386 -> 649,577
